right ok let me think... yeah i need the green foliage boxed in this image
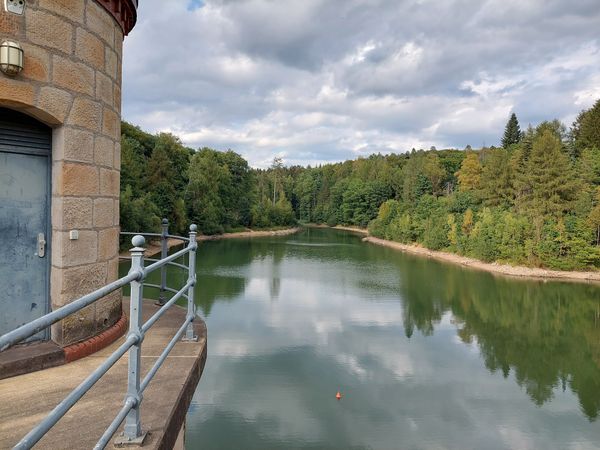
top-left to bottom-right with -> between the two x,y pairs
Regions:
186,148 -> 233,235
447,191 -> 477,213
494,211 -> 531,263
402,151 -> 446,202
501,112 -> 522,148
456,151 -> 482,192
571,99 -> 600,157
120,136 -> 147,196
121,121 -> 157,157
250,194 -> 295,228
469,208 -> 500,262
480,148 -> 513,208
120,100 -> 600,270
368,200 -> 401,238
533,217 -> 600,270
388,213 -> 414,243
119,186 -> 161,248
120,124 -> 293,237
421,198 -> 450,250
520,129 -> 578,218
340,179 -> 392,227
360,101 -> 600,269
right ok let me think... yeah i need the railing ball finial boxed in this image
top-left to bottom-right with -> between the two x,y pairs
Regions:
131,235 -> 146,248
190,224 -> 198,232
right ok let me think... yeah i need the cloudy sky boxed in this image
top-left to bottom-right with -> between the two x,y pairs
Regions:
122,0 -> 600,168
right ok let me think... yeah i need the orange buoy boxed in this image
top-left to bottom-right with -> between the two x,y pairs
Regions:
336,391 -> 342,400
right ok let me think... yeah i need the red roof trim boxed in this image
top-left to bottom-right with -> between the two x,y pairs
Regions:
96,0 -> 138,36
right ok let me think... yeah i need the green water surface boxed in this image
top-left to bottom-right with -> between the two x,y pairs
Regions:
129,228 -> 600,449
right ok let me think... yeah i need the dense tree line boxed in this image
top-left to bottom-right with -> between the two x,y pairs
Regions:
365,100 -> 600,269
269,100 -> 600,269
120,99 -> 600,269
119,123 -> 295,242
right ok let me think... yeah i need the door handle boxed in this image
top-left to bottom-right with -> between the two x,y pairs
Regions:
37,233 -> 46,258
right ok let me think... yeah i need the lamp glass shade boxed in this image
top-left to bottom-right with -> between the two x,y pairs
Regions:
0,40 -> 24,76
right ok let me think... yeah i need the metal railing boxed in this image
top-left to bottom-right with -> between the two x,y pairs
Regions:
0,221 -> 199,449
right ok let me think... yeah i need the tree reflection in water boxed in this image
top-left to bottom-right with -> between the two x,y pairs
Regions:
398,255 -> 600,420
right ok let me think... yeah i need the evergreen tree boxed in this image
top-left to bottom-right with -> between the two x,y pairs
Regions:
270,157 -> 284,205
588,188 -> 600,246
572,99 -> 600,157
510,143 -> 532,213
480,148 -> 513,208
523,130 -> 578,218
501,112 -> 522,148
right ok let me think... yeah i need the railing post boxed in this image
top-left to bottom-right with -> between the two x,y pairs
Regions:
117,235 -> 148,445
157,218 -> 169,306
183,224 -> 198,342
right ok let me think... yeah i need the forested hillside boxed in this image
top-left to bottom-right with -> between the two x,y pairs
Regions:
120,122 -> 295,238
366,102 -> 600,270
120,99 -> 600,269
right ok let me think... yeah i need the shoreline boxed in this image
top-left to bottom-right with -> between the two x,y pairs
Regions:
304,223 -> 368,234
125,224 -> 600,283
363,235 -> 600,284
120,227 -> 301,258
332,225 -> 368,234
197,227 -> 300,242
315,224 -> 600,283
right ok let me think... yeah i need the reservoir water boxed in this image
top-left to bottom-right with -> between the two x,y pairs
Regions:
135,228 -> 600,449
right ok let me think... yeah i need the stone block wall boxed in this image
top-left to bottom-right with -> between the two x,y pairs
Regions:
0,0 -> 133,346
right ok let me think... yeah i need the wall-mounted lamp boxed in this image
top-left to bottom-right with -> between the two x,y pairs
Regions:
0,40 -> 24,77
4,0 -> 25,15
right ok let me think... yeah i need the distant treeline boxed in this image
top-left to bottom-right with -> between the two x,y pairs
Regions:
120,123 -> 295,239
120,99 -> 600,269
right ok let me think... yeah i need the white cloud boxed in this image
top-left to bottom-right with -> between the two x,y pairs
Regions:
122,0 -> 600,167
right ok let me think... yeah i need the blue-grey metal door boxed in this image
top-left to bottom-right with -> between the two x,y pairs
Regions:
0,108 -> 51,341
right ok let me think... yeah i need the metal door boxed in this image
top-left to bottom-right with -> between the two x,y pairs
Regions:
0,108 -> 51,341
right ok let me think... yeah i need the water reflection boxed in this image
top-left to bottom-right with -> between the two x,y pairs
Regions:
398,256 -> 600,420
123,228 -> 600,449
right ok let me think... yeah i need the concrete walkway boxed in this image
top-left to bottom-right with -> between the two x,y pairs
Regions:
0,299 -> 207,449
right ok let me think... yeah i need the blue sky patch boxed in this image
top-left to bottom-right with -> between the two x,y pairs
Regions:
187,0 -> 204,11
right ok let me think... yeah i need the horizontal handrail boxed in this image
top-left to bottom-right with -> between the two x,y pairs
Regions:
141,280 -> 193,334
166,234 -> 190,242
1,220 -> 201,449
0,272 -> 139,352
144,245 -> 193,275
143,283 -> 189,297
120,231 -> 190,243
119,256 -> 190,272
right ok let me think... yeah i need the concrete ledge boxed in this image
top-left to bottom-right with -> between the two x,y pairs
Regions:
0,313 -> 128,380
0,299 -> 207,449
0,341 -> 64,381
157,330 -> 206,450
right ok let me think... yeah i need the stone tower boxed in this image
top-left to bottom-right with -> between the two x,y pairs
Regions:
0,1 -> 137,348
